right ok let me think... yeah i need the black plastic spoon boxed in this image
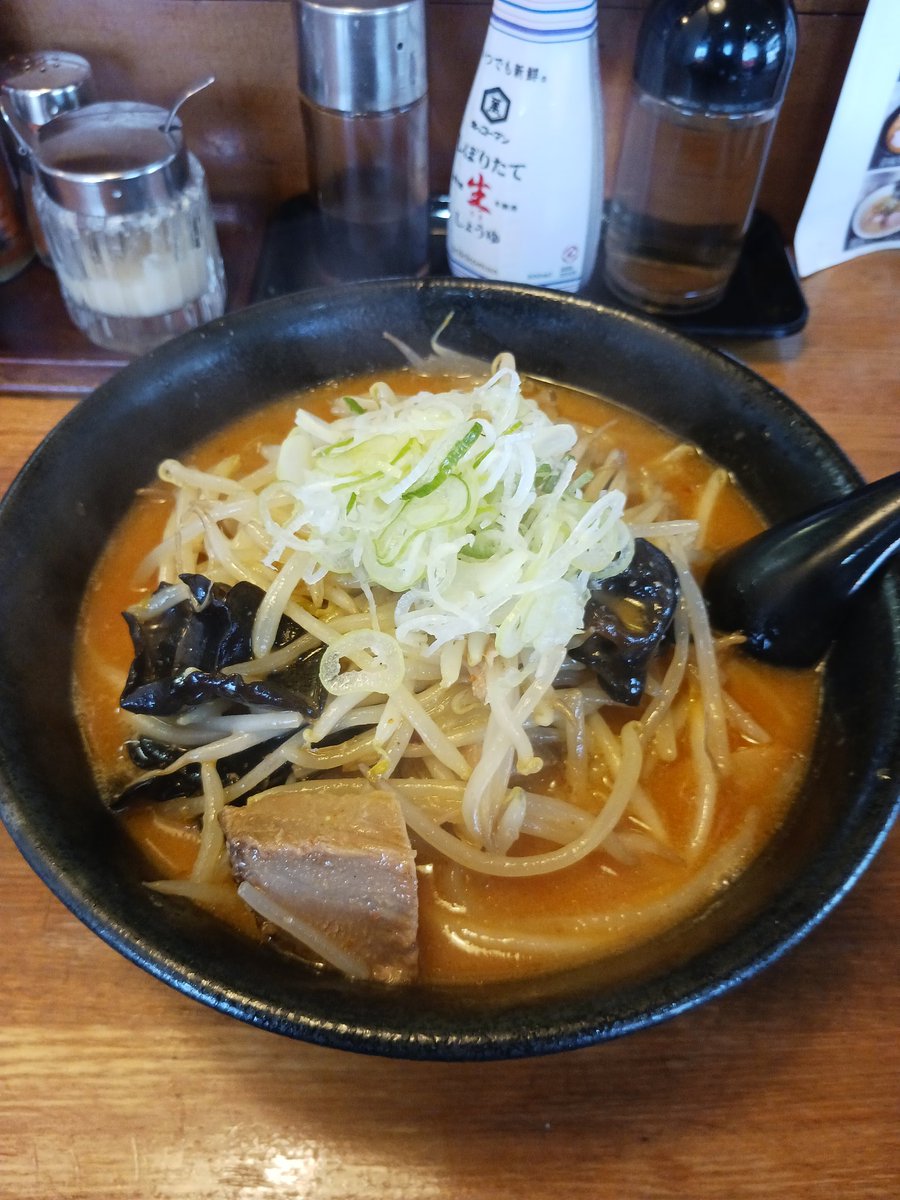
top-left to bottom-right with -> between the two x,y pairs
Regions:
703,470 -> 900,667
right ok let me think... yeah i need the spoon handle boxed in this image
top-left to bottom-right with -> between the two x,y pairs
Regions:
704,470 -> 900,667
163,75 -> 216,134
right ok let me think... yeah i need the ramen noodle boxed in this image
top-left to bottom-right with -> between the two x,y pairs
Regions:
74,357 -> 821,984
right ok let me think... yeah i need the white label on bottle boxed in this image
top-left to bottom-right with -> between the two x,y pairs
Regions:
447,11 -> 603,291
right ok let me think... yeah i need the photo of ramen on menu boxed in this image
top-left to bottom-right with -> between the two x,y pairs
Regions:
794,0 -> 900,276
846,71 -> 900,249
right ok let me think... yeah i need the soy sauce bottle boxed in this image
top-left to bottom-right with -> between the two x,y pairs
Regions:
447,0 -> 604,293
603,0 -> 797,314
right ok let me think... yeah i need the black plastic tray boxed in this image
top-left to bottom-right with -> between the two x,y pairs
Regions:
252,195 -> 807,340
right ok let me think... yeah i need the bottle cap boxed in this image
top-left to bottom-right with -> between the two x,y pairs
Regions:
296,0 -> 427,114
33,102 -> 190,217
635,0 -> 797,112
0,51 -> 95,131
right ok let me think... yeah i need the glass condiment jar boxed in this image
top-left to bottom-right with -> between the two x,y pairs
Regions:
602,0 -> 797,314
0,50 -> 95,265
31,100 -> 226,355
295,0 -> 430,282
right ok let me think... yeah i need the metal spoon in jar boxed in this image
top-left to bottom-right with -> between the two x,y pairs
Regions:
162,75 -> 215,134
702,470 -> 900,667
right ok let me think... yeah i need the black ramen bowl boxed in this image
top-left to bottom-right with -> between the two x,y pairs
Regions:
0,279 -> 898,1060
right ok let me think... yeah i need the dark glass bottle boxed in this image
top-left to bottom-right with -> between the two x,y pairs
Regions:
603,0 -> 797,314
0,148 -> 32,282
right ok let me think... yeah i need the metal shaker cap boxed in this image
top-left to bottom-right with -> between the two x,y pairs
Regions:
297,0 -> 427,114
33,102 -> 190,217
1,51 -> 94,131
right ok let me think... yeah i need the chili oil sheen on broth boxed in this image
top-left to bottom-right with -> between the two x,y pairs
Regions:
73,365 -> 821,985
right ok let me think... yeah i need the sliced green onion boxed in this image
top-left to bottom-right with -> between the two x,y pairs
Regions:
535,463 -> 560,493
403,474 -> 471,531
460,530 -> 497,560
333,469 -> 383,492
314,436 -> 354,458
374,522 -> 420,568
391,437 -> 419,465
405,422 -> 483,499
343,396 -> 365,415
375,475 -> 472,568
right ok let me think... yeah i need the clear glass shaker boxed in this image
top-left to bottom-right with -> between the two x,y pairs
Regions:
295,0 -> 430,282
31,101 -> 226,355
0,50 -> 96,266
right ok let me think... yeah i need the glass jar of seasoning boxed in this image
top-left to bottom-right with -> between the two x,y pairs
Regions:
602,0 -> 797,314
0,51 -> 95,265
31,101 -> 226,355
296,0 -> 430,282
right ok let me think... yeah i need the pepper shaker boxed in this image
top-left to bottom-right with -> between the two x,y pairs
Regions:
295,0 -> 430,282
1,51 -> 95,265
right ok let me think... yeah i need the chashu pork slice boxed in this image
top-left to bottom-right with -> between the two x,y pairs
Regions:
219,786 -> 418,984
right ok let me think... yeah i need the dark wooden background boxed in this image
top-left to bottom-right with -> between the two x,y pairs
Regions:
0,1 -> 869,240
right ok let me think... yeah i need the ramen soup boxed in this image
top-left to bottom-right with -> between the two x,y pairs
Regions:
857,190 -> 900,237
75,359 -> 821,985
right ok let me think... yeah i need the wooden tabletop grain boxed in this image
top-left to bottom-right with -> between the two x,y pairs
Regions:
1,254 -> 898,1200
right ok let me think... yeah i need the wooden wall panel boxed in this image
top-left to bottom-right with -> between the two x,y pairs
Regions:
0,1 -> 867,237
0,1 -> 307,202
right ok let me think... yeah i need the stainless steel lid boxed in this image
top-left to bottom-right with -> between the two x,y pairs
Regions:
0,51 -> 94,130
33,102 -> 189,217
297,0 -> 427,114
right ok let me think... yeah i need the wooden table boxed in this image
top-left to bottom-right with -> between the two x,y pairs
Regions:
1,255 -> 898,1200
